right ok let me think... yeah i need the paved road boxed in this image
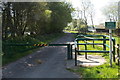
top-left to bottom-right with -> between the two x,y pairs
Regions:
2,33 -> 80,78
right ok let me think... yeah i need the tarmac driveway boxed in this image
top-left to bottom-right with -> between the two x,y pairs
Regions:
2,33 -> 80,78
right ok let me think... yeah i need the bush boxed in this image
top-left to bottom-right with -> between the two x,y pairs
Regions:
2,36 -> 41,58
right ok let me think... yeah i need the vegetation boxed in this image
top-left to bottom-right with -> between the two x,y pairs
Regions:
2,2 -> 73,39
68,63 -> 118,78
102,2 -> 118,22
3,33 -> 64,65
102,1 -> 120,36
1,2 -> 73,65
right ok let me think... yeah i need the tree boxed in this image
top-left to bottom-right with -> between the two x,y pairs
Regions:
88,3 -> 95,28
81,0 -> 91,27
2,2 -> 73,40
79,0 -> 94,33
2,2 -> 48,39
48,2 -> 72,33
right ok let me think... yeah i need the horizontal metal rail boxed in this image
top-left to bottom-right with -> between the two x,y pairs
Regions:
77,35 -> 115,39
76,38 -> 115,41
77,35 -> 104,37
3,43 -> 69,46
105,44 -> 110,48
76,38 -> 110,41
48,44 -> 69,46
76,50 -> 109,53
77,43 -> 103,45
104,35 -> 115,39
3,43 -> 73,60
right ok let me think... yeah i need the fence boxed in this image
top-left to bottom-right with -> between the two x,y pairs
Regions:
3,43 -> 73,60
74,34 -> 116,66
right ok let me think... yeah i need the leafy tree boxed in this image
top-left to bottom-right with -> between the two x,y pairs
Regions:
2,2 -> 73,40
48,2 -> 72,33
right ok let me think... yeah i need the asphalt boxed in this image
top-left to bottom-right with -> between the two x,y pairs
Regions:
2,33 -> 80,78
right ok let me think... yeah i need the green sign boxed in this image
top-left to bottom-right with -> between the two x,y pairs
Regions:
105,22 -> 116,29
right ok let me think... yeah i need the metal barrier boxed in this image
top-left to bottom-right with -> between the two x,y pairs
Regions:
4,43 -> 73,60
3,34 -> 118,66
74,34 -> 116,66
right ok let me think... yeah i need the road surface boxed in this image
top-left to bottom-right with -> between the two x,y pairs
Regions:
2,33 -> 80,78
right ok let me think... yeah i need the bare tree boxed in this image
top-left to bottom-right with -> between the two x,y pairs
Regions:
80,0 -> 95,33
81,0 -> 90,27
88,3 -> 95,28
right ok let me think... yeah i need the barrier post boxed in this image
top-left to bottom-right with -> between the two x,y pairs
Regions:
103,36 -> 106,51
113,39 -> 116,62
85,44 -> 87,59
77,40 -> 80,54
75,47 -> 77,66
67,44 -> 71,60
70,44 -> 73,59
109,29 -> 112,67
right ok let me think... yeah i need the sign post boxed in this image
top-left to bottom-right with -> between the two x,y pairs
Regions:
109,29 -> 112,67
105,22 -> 116,67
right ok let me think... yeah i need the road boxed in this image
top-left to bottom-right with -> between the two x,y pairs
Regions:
2,33 -> 80,78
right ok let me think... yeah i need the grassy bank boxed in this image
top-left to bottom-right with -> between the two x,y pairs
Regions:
2,33 -> 65,66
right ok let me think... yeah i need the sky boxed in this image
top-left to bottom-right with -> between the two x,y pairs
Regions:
69,0 -> 120,25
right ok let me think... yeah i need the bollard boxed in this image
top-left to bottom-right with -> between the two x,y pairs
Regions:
75,47 -> 77,66
85,44 -> 87,59
103,36 -> 106,51
77,40 -> 80,54
70,44 -> 73,59
67,44 -> 71,60
113,39 -> 116,62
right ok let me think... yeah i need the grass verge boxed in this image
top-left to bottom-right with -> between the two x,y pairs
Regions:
68,63 -> 119,78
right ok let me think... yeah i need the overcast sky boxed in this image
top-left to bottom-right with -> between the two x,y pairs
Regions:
69,0 -> 120,25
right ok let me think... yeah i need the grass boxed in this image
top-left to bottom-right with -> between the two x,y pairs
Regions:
67,32 -> 120,78
68,63 -> 119,78
2,33 -> 65,66
64,30 -> 78,33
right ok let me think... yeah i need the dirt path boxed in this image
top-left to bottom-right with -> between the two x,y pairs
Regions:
2,33 -> 80,78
